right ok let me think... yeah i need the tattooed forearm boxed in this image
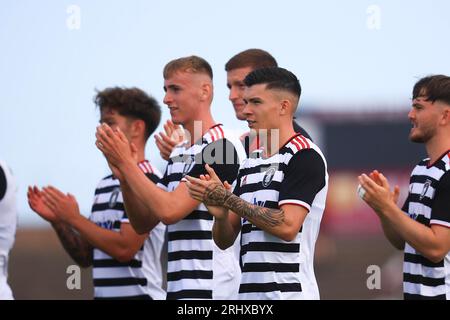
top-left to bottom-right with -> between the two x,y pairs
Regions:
203,183 -> 232,206
52,222 -> 93,268
204,187 -> 285,228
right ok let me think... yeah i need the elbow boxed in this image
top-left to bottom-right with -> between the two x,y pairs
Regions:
133,224 -> 150,235
129,220 -> 154,235
278,229 -> 298,242
114,249 -> 136,263
425,249 -> 446,264
160,211 -> 179,225
214,239 -> 231,251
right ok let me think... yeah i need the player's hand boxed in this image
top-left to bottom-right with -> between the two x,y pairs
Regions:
185,164 -> 231,215
358,171 -> 398,216
27,185 -> 59,223
41,186 -> 81,224
191,173 -> 231,220
369,170 -> 400,204
155,120 -> 185,161
95,123 -> 135,169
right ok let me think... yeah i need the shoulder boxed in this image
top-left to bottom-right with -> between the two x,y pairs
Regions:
283,136 -> 327,168
203,126 -> 246,164
95,174 -> 119,191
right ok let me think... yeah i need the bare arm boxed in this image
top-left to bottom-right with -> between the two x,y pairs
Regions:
212,209 -> 241,249
28,185 -> 93,267
42,186 -> 148,263
186,165 -> 306,242
154,120 -> 185,161
191,177 -> 241,249
52,221 -> 94,268
96,124 -> 200,230
359,172 -> 450,263
121,180 -> 160,234
380,216 -> 405,250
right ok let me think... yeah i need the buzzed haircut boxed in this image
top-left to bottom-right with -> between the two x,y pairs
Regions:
94,87 -> 161,140
225,49 -> 278,72
163,55 -> 213,80
413,74 -> 450,105
244,67 -> 301,99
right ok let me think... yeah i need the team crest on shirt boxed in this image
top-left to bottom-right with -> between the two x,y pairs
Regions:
182,155 -> 196,177
262,166 -> 277,188
109,187 -> 121,208
409,212 -> 418,220
419,179 -> 432,200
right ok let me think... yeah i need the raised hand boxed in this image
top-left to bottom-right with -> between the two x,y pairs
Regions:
27,185 -> 59,223
185,165 -> 229,205
41,186 -> 81,224
369,170 -> 400,204
358,171 -> 398,216
185,165 -> 233,220
95,124 -> 135,169
155,120 -> 185,161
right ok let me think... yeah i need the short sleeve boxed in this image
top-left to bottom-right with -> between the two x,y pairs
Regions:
186,139 -> 240,184
430,171 -> 450,228
278,149 -> 326,212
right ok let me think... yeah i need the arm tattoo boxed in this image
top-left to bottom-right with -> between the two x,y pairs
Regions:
204,184 -> 285,228
53,222 -> 93,268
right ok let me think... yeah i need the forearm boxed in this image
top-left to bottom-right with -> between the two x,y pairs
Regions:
212,214 -> 238,250
119,161 -> 180,223
222,193 -> 290,241
379,215 -> 405,250
121,181 -> 160,234
68,214 -> 137,261
52,221 -> 93,268
382,204 -> 444,261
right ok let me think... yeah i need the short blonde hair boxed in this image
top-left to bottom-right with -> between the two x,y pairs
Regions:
163,55 -> 213,80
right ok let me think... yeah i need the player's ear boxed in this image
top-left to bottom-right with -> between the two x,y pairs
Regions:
279,99 -> 290,116
132,119 -> 146,139
441,105 -> 450,125
200,82 -> 212,102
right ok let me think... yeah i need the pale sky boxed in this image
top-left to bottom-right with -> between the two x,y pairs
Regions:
1,0 -> 449,226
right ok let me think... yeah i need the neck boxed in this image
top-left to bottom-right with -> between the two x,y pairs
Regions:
261,122 -> 296,157
425,130 -> 450,164
184,110 -> 216,145
133,140 -> 146,163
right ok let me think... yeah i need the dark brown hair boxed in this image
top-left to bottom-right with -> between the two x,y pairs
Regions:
94,87 -> 161,140
244,67 -> 301,99
225,49 -> 278,72
413,75 -> 450,105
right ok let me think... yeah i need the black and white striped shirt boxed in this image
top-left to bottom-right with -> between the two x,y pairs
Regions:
157,124 -> 245,300
402,151 -> 450,300
233,134 -> 328,300
90,160 -> 166,300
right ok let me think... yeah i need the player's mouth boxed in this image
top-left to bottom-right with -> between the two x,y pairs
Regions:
247,120 -> 256,128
